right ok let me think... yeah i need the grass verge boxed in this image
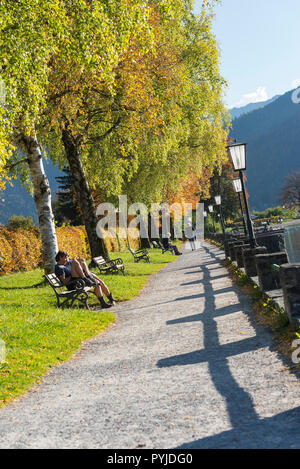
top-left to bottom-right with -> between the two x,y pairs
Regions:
0,248 -> 178,407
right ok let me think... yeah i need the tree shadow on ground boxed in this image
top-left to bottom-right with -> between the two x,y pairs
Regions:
157,243 -> 300,449
175,405 -> 300,449
0,280 -> 45,290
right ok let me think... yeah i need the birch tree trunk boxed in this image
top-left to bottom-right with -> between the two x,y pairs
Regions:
61,128 -> 109,260
17,133 -> 58,274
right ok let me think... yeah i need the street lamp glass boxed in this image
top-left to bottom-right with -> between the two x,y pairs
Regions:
233,178 -> 242,193
228,143 -> 247,171
214,195 -> 221,205
203,211 -> 207,217
208,205 -> 213,213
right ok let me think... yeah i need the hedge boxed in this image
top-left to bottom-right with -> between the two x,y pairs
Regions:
0,225 -> 140,275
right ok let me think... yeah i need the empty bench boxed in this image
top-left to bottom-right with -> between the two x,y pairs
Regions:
129,248 -> 150,263
93,256 -> 125,275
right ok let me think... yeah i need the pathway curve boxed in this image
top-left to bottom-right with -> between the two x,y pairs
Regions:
0,242 -> 299,449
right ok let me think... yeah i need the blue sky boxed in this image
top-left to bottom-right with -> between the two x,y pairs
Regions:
194,0 -> 300,108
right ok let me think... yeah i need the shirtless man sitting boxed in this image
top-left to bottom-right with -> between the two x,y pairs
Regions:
55,250 -> 116,309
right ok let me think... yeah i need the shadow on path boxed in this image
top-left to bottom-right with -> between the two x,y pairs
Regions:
176,405 -> 300,449
157,243 -> 299,448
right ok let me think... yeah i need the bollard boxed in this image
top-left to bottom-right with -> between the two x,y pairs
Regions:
242,246 -> 268,277
255,252 -> 288,291
279,263 -> 300,325
228,241 -> 244,262
235,244 -> 251,268
224,239 -> 231,258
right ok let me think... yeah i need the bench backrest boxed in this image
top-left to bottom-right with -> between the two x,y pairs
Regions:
93,256 -> 107,266
284,224 -> 300,263
44,273 -> 64,289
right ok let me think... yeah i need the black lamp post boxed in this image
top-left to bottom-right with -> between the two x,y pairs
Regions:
233,177 -> 248,237
203,210 -> 207,236
208,204 -> 215,233
214,195 -> 226,238
227,142 -> 256,248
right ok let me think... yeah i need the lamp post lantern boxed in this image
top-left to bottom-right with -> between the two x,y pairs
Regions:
232,177 -> 248,236
228,142 -> 256,248
214,195 -> 226,238
208,204 -> 216,233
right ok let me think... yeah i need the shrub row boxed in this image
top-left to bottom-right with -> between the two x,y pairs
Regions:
228,216 -> 282,228
0,226 -> 140,275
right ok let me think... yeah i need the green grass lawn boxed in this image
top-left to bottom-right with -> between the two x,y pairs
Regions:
0,248 -> 178,407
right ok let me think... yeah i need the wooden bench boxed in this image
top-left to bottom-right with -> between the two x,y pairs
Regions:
92,256 -> 125,276
161,244 -> 176,255
44,273 -> 96,310
129,248 -> 150,263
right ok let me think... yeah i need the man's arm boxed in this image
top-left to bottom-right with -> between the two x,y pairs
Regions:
55,265 -> 71,285
57,274 -> 70,285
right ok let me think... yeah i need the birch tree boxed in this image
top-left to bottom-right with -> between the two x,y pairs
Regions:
0,0 -> 66,272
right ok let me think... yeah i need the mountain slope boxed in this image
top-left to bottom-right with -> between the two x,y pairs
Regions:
230,94 -> 280,120
230,88 -> 300,210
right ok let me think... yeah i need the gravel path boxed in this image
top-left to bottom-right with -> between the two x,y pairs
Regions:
0,242 -> 299,449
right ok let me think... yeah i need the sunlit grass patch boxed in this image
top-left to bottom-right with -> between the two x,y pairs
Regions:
0,248 -> 178,406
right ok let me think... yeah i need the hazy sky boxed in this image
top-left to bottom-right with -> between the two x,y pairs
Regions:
194,0 -> 300,108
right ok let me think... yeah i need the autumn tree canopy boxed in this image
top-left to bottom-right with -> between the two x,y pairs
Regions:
0,0 -> 230,261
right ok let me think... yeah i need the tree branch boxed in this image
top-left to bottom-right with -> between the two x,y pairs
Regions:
88,117 -> 122,143
5,157 -> 29,171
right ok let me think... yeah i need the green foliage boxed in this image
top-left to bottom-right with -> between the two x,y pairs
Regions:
6,215 -> 37,231
284,206 -> 298,219
236,272 -> 249,287
251,285 -> 263,301
253,206 -> 284,219
205,163 -> 240,221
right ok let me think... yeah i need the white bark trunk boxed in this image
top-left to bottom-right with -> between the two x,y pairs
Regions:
18,133 -> 58,274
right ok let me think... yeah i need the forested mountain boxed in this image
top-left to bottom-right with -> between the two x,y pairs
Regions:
230,95 -> 279,120
230,88 -> 300,210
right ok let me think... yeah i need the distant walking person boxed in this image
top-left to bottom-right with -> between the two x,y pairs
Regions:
186,223 -> 196,251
